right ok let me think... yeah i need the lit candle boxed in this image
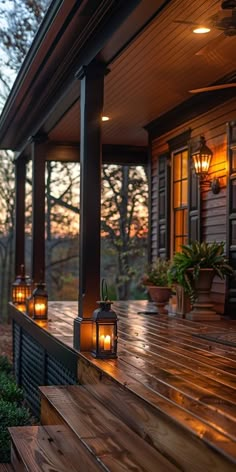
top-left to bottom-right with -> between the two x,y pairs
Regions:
34,303 -> 45,316
104,335 -> 111,350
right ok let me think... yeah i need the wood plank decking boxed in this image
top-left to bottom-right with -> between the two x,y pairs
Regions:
9,301 -> 236,471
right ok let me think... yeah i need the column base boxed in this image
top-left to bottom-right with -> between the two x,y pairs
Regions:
186,304 -> 221,321
73,317 -> 93,351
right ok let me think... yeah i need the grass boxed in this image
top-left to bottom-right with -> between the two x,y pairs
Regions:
0,355 -> 35,463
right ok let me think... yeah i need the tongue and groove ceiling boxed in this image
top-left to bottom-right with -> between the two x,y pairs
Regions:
49,0 -> 236,146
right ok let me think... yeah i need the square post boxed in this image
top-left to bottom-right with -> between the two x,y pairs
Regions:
14,156 -> 26,277
31,137 -> 47,284
74,62 -> 106,351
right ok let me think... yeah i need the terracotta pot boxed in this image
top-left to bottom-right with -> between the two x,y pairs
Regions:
146,286 -> 172,313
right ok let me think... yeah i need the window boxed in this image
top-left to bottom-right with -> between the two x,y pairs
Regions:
172,149 -> 188,253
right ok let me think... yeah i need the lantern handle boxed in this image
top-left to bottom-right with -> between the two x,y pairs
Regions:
101,278 -> 108,301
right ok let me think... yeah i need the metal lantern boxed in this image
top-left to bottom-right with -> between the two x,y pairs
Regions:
191,136 -> 220,194
26,295 -> 34,317
32,282 -> 48,320
92,300 -> 118,358
192,136 -> 213,176
12,265 -> 32,305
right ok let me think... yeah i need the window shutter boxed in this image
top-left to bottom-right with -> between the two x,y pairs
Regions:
226,121 -> 236,317
188,148 -> 201,243
156,153 -> 170,259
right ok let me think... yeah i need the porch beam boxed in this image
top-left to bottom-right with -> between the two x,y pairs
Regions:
31,137 -> 47,283
45,142 -> 148,165
74,62 -> 106,351
14,156 -> 26,277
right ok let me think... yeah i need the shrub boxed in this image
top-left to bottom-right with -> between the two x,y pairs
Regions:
0,356 -> 34,463
142,258 -> 171,287
0,356 -> 12,375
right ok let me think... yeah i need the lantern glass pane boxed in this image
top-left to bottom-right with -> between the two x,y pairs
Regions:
26,297 -> 34,316
98,323 -> 115,353
92,322 -> 97,352
33,295 -> 48,318
193,154 -> 201,174
12,284 -> 31,304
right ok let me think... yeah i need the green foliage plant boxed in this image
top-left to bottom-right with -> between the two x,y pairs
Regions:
168,241 -> 234,302
0,356 -> 33,463
142,258 -> 171,287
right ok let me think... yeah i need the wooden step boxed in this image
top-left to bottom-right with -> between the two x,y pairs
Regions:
0,465 -> 13,471
9,425 -> 105,472
40,385 -> 180,471
40,383 -> 236,472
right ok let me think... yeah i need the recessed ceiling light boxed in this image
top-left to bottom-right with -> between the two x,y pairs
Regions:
193,26 -> 211,34
102,116 -> 110,121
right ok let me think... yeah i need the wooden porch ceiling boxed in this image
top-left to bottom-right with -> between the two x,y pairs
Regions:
49,0 -> 236,147
0,0 -> 235,152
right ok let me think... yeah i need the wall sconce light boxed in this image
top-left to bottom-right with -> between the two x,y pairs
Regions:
12,264 -> 32,305
32,282 -> 48,320
92,279 -> 118,359
191,136 -> 220,194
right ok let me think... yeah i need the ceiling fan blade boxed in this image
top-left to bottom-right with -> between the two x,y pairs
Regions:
173,20 -> 198,26
189,83 -> 236,93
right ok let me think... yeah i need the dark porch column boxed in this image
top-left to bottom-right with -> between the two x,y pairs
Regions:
74,62 -> 106,351
31,137 -> 47,284
14,156 -> 26,277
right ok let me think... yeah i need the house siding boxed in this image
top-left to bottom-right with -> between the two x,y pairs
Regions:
150,98 -> 236,314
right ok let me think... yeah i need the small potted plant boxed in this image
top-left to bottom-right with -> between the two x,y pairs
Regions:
142,258 -> 172,313
168,241 -> 233,320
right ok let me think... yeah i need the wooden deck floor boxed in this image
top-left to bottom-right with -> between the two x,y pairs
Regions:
11,301 -> 236,470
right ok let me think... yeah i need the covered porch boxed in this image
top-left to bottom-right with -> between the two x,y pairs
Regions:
0,0 -> 236,470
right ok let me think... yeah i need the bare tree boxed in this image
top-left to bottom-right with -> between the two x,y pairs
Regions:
101,165 -> 148,299
0,0 -> 50,319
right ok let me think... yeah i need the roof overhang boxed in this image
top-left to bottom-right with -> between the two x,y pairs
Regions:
0,0 -> 170,151
0,0 -> 236,152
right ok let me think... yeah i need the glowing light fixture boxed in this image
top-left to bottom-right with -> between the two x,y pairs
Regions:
193,26 -> 211,34
32,282 -> 48,320
92,279 -> 117,359
192,136 -> 220,194
12,265 -> 32,305
102,116 -> 110,121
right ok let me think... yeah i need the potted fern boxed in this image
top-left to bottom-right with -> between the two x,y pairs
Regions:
168,241 -> 233,320
142,258 -> 172,313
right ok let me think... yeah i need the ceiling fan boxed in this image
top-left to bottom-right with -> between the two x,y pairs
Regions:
174,0 -> 236,36
189,82 -> 236,93
175,1 -> 236,93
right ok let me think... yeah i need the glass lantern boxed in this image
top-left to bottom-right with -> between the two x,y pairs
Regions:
92,301 -> 118,359
26,295 -> 34,317
12,265 -> 32,305
192,136 -> 213,177
32,282 -> 48,320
